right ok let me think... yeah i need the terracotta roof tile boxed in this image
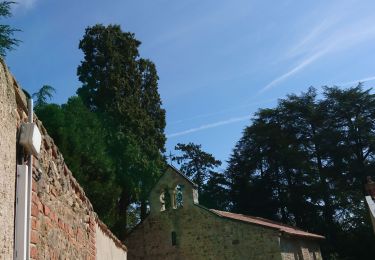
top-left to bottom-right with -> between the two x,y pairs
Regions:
210,209 -> 325,240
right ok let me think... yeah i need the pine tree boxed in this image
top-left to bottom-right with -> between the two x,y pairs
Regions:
226,85 -> 375,259
0,1 -> 20,56
173,142 -> 222,193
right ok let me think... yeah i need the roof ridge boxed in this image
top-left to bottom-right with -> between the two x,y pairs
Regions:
209,209 -> 324,240
250,215 -> 309,232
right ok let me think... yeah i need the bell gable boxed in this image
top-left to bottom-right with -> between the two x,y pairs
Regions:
148,165 -> 199,215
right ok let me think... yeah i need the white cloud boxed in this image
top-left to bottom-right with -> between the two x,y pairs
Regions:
167,115 -> 251,138
260,15 -> 375,93
145,1 -> 251,51
170,97 -> 277,126
14,0 -> 38,10
283,19 -> 336,61
259,50 -> 326,93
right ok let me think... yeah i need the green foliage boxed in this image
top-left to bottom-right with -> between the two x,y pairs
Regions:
35,24 -> 167,238
199,172 -> 229,210
31,20 -> 375,260
172,142 -> 227,209
226,85 -> 375,259
61,97 -> 121,226
0,1 -> 20,57
32,85 -> 56,108
173,142 -> 222,191
35,96 -> 121,227
76,24 -> 166,237
34,103 -> 64,144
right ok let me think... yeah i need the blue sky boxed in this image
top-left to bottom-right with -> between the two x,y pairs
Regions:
6,0 -> 375,170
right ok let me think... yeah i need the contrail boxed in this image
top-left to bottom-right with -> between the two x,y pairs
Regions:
338,76 -> 375,86
170,98 -> 277,126
259,50 -> 326,93
167,115 -> 251,138
259,15 -> 375,93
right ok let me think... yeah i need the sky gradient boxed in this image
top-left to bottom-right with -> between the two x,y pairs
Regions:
6,0 -> 375,170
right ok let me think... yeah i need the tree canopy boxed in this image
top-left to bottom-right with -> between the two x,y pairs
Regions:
77,24 -> 166,234
225,85 -> 375,259
0,1 -> 19,56
172,142 -> 228,209
32,22 -> 375,260
33,85 -> 55,108
173,142 -> 222,192
35,24 -> 167,239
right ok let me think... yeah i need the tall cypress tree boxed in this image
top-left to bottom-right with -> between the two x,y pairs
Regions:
77,24 -> 166,238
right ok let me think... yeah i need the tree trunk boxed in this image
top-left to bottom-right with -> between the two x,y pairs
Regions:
140,199 -> 147,220
117,189 -> 131,240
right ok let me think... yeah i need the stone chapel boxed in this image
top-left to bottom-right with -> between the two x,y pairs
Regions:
125,165 -> 324,260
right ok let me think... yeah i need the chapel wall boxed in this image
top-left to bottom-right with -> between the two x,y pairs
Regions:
280,237 -> 322,260
148,167 -> 197,216
126,169 -> 323,260
126,204 -> 282,260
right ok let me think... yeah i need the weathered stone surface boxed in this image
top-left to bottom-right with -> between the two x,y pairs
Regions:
280,237 -> 322,260
125,167 -> 323,260
0,59 -> 17,260
127,205 -> 284,260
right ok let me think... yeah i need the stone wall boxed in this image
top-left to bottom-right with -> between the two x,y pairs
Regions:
0,59 -> 18,259
280,237 -> 322,260
28,130 -> 97,260
125,167 -> 323,260
126,168 -> 283,260
126,204 -> 282,260
0,59 -> 127,259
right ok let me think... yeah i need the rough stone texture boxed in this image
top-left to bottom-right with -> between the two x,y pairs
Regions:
0,59 -> 17,259
96,222 -> 127,260
125,167 -> 323,260
28,114 -> 97,259
0,59 -> 127,259
127,205 -> 282,260
280,237 -> 322,260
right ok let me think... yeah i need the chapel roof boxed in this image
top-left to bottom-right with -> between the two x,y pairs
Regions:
165,165 -> 324,240
209,209 -> 325,240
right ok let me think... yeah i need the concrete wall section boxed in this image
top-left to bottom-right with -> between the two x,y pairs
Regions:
96,222 -> 127,260
365,196 -> 375,233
